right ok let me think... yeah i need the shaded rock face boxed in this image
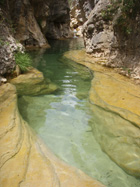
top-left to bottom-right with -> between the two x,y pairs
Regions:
31,0 -> 70,39
0,8 -> 23,76
70,0 -> 95,36
4,0 -> 70,46
0,83 -> 104,187
9,0 -> 49,47
83,0 -> 140,80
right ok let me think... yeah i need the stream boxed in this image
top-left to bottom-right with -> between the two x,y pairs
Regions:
18,38 -> 140,187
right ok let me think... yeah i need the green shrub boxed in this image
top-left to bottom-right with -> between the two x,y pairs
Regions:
14,52 -> 32,72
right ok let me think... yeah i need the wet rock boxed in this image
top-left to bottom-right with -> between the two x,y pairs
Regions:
10,68 -> 58,96
0,83 -> 104,187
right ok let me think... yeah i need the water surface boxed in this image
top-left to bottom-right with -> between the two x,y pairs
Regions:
18,38 -> 140,187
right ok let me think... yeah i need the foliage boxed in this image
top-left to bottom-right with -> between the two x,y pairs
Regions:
0,38 -> 10,46
14,52 -> 32,72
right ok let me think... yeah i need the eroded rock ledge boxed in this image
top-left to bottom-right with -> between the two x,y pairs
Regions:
63,50 -> 140,177
0,83 -> 104,186
10,68 -> 58,96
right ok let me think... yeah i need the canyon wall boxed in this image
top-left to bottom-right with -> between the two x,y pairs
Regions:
82,0 -> 140,80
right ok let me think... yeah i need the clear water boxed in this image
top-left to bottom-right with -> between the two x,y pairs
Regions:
18,38 -> 140,187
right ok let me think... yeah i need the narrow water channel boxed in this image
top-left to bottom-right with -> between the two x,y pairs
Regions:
18,38 -> 140,187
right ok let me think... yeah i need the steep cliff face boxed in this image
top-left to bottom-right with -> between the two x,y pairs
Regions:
83,0 -> 140,80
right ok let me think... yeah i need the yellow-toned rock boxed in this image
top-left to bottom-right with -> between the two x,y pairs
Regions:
63,50 -> 140,177
0,83 -> 104,187
10,68 -> 58,96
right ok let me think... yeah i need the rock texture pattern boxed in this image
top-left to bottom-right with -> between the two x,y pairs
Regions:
83,0 -> 140,80
63,49 -> 140,177
0,83 -> 104,187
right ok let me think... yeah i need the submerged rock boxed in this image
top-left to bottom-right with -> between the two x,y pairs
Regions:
0,83 -> 104,187
10,68 -> 58,96
63,50 -> 140,177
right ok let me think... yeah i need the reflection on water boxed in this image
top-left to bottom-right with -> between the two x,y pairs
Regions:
18,38 -> 140,187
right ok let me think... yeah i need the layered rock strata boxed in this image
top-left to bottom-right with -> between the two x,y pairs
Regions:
63,50 -> 140,177
0,83 -> 104,187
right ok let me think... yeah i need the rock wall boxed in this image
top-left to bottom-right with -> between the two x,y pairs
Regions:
83,0 -> 140,80
0,83 -> 104,187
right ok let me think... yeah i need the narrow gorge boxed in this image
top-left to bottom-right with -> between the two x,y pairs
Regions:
0,1 -> 140,187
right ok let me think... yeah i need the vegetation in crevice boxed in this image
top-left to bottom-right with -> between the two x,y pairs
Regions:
14,52 -> 32,72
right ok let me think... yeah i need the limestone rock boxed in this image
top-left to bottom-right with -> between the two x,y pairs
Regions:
82,0 -> 140,79
10,68 -> 58,96
0,83 -> 104,187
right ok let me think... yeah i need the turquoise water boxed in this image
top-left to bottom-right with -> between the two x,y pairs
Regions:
18,38 -> 140,187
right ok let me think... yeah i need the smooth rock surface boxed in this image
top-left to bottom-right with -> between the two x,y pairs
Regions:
63,50 -> 140,177
10,68 -> 58,96
0,83 -> 104,187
